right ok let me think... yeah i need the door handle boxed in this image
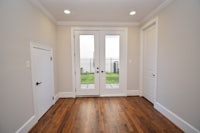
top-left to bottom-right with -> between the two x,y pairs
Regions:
36,82 -> 42,86
101,71 -> 104,73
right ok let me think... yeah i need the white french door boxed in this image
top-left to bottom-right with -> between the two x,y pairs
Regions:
75,31 -> 100,95
74,28 -> 127,96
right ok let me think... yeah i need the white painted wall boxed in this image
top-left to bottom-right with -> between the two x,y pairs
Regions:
56,26 -> 73,93
56,26 -> 140,94
142,0 -> 200,131
0,0 -> 56,132
127,27 -> 140,91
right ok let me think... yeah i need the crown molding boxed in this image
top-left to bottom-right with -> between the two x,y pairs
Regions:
29,0 -> 56,23
56,21 -> 140,26
140,0 -> 175,24
29,0 -> 175,26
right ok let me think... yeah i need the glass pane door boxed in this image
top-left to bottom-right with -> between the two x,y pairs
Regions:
75,31 -> 99,96
74,29 -> 127,96
100,30 -> 126,96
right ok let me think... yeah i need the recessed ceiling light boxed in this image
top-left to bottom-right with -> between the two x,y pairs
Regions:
64,10 -> 71,14
129,11 -> 136,16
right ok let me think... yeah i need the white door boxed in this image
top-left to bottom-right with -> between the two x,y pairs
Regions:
142,23 -> 157,103
74,29 -> 127,96
31,43 -> 54,119
100,31 -> 127,96
74,31 -> 100,95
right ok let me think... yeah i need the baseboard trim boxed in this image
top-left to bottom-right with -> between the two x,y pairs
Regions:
15,115 -> 37,133
56,92 -> 75,98
54,93 -> 59,102
127,90 -> 141,96
154,102 -> 200,133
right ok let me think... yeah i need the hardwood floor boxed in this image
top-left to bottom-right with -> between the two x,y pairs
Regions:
29,97 -> 183,133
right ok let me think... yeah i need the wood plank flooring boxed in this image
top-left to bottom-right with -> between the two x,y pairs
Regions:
29,97 -> 183,133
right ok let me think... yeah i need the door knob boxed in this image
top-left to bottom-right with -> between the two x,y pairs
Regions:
36,82 -> 42,86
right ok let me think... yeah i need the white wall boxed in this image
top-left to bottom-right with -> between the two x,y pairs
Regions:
56,26 -> 73,92
56,26 -> 140,93
0,0 -> 56,132
142,0 -> 200,131
127,26 -> 140,91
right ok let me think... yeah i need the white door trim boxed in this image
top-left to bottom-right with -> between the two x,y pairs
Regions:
140,17 -> 158,104
71,27 -> 128,97
30,42 -> 55,120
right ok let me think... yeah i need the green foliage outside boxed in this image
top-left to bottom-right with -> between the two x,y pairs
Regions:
81,73 -> 119,84
81,73 -> 94,84
105,73 -> 119,84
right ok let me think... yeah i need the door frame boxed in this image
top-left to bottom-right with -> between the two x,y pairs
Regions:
30,42 -> 55,120
140,18 -> 158,104
71,27 -> 128,97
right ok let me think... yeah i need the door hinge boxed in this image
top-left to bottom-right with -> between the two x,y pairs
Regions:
50,56 -> 53,61
52,96 -> 54,101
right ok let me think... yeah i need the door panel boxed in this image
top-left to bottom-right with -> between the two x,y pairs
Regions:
31,44 -> 54,119
100,31 -> 126,96
75,31 -> 100,95
143,24 -> 156,103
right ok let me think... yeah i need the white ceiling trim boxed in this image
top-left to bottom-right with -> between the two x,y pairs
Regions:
57,21 -> 140,26
140,0 -> 175,24
29,0 -> 56,23
29,0 -> 174,26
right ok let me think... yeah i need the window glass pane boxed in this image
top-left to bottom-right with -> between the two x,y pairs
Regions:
80,35 -> 95,89
105,35 -> 120,89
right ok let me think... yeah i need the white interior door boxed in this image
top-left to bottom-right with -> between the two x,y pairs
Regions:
74,29 -> 127,96
31,43 -> 54,119
143,24 -> 157,103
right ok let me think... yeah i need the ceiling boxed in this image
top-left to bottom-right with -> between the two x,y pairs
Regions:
35,0 -> 167,23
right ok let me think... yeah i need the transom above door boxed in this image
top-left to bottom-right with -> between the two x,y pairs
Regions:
73,28 -> 127,96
